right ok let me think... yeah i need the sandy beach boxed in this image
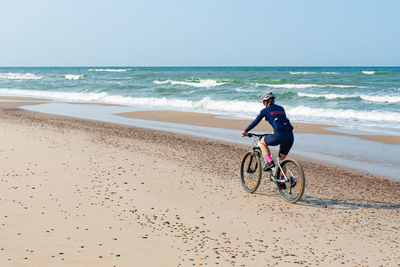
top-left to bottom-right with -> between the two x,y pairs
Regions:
2,0 -> 400,265
1,100 -> 400,266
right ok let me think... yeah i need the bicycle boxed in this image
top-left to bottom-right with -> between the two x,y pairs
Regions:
240,133 -> 305,203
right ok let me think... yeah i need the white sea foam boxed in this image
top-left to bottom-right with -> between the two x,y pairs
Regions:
290,71 -> 339,75
153,80 -> 170,85
153,79 -> 225,87
0,88 -> 110,103
64,74 -> 84,80
298,92 -> 356,100
362,71 -> 375,75
257,83 -> 319,89
290,71 -> 315,75
88,69 -> 131,72
0,73 -> 42,80
360,95 -> 400,104
235,88 -> 258,93
194,97 -> 260,114
0,88 -> 259,114
259,83 -> 362,89
299,92 -> 400,104
286,105 -> 400,124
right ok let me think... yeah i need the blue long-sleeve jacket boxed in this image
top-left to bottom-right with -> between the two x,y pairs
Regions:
245,104 -> 293,133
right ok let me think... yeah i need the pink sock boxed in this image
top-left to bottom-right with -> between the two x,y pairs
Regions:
265,154 -> 272,163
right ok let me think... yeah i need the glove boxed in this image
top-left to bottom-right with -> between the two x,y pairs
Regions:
242,130 -> 249,136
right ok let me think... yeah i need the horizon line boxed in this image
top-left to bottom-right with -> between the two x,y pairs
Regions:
0,65 -> 399,68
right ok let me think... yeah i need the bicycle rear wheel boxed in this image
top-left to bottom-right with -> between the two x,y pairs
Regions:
276,159 -> 305,203
240,151 -> 262,193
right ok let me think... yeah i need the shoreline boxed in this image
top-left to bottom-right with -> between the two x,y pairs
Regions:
2,96 -> 400,181
1,97 -> 399,185
1,101 -> 399,196
1,96 -> 399,184
2,96 -> 399,145
117,110 -> 400,145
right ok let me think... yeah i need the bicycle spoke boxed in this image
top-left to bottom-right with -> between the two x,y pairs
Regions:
277,159 -> 305,203
240,151 -> 262,193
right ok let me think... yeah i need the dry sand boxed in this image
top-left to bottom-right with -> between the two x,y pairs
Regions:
0,104 -> 400,266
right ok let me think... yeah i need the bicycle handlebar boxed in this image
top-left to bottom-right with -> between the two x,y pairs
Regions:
243,133 -> 270,139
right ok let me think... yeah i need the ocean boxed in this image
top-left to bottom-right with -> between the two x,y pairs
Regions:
1,66 -> 400,134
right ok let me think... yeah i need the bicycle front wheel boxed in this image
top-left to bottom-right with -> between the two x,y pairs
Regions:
240,151 -> 262,193
277,158 -> 305,203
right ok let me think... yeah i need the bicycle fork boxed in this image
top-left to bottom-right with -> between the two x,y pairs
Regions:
255,142 -> 291,184
246,154 -> 255,174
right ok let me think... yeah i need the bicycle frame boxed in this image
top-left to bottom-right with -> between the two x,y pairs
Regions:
249,135 -> 291,183
270,154 -> 288,183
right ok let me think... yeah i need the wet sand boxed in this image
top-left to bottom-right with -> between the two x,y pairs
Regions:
117,110 -> 400,145
0,96 -> 50,101
0,103 -> 400,266
67,102 -> 121,106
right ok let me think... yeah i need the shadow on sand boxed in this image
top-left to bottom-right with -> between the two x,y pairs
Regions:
253,186 -> 400,210
298,195 -> 400,210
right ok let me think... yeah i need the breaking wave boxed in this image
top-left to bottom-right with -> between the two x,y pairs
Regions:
88,69 -> 131,72
235,88 -> 258,93
64,74 -> 85,80
360,95 -> 400,104
153,79 -> 226,87
286,105 -> 400,124
0,73 -> 42,80
298,92 -> 400,104
258,83 -> 363,89
290,71 -> 339,75
297,92 -> 356,100
362,71 -> 375,75
290,71 -> 315,75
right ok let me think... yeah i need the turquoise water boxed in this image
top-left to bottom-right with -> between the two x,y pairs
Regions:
1,67 -> 400,134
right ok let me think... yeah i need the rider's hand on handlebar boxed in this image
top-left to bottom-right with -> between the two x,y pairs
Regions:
242,130 -> 249,136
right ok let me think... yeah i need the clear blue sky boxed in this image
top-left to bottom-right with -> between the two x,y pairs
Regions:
0,0 -> 399,66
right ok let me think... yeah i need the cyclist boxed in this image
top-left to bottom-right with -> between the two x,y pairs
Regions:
242,92 -> 294,173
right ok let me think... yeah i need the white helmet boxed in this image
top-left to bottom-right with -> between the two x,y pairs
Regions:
261,91 -> 275,102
